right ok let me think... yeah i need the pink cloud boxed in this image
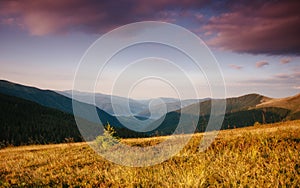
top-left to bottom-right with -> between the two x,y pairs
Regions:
256,61 -> 269,68
229,64 -> 243,70
274,73 -> 290,79
273,71 -> 300,80
280,57 -> 292,64
0,1 -> 112,35
0,0 -> 210,36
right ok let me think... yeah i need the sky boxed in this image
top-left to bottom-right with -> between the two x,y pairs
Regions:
0,0 -> 300,99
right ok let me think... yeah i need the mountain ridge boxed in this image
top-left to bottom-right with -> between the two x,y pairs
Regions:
0,79 -> 299,145
58,89 -> 206,118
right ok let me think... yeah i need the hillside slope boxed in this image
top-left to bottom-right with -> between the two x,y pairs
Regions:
0,93 -> 160,147
0,93 -> 83,147
182,93 -> 271,116
0,80 -> 136,130
0,80 -> 74,114
147,94 -> 293,135
1,80 -> 299,140
255,93 -> 300,120
0,120 -> 299,187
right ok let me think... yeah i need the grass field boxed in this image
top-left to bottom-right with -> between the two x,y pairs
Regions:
1,120 -> 300,187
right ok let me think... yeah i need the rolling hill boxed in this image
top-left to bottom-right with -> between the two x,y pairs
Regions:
0,80 -> 165,144
0,80 -> 132,128
181,93 -> 271,116
0,80 -> 151,139
0,80 -> 74,114
0,79 -> 299,144
146,93 -> 297,135
0,92 -> 151,147
255,93 -> 300,120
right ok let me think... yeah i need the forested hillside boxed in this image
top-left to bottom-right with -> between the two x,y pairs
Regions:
0,93 -> 83,147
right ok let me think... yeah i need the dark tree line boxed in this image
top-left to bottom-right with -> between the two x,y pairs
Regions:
0,93 -> 83,147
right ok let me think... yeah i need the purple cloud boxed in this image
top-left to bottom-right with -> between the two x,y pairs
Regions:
0,0 -> 209,36
0,0 -> 299,56
203,0 -> 300,55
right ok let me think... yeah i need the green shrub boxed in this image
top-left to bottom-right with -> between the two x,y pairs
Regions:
94,124 -> 119,150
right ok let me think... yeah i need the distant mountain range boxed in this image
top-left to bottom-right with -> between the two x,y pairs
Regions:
57,90 -> 149,117
57,90 -> 205,119
0,79 -> 299,146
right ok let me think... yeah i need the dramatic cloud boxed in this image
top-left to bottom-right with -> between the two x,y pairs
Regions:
280,58 -> 292,64
203,0 -> 300,55
0,0 -> 140,35
0,0 -> 209,36
256,61 -> 269,68
229,64 -> 242,70
0,0 -> 299,56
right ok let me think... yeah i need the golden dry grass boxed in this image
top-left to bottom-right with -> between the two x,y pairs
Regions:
0,120 -> 300,187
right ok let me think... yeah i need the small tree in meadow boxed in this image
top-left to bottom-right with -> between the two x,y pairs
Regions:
95,123 -> 119,150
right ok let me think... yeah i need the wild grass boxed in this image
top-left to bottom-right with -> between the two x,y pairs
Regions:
0,120 -> 299,187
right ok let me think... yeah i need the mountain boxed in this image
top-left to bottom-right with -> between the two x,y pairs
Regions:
57,90 -> 149,117
0,80 -> 165,141
145,93 -> 296,135
255,93 -> 300,120
0,80 -> 74,114
182,93 -> 271,116
0,80 -> 137,133
136,98 -> 208,119
58,90 -> 204,119
1,79 -> 299,142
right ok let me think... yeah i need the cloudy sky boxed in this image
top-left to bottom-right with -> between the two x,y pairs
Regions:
0,0 -> 299,99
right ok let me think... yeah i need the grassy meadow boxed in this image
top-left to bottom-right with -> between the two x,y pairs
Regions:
0,120 -> 300,187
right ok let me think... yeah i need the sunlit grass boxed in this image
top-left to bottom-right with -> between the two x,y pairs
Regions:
0,120 -> 299,187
